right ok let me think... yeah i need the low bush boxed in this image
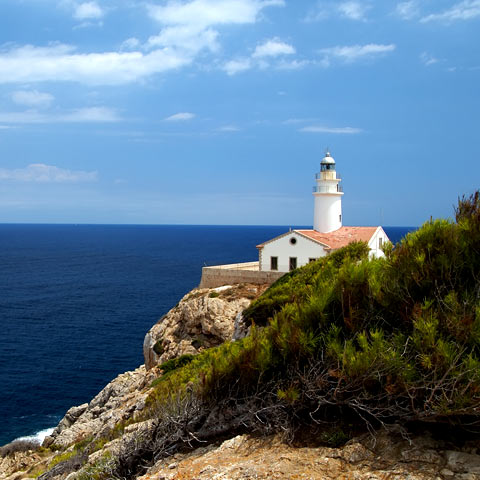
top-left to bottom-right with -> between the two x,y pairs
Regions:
0,439 -> 39,457
108,191 -> 480,479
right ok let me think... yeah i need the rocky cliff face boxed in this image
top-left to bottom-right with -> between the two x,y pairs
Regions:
143,284 -> 266,369
3,284 -> 480,480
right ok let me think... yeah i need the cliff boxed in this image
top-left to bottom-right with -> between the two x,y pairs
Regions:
3,283 -> 480,480
0,284 -> 267,479
2,192 -> 480,480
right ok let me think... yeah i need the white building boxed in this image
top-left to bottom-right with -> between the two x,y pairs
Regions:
257,150 -> 389,273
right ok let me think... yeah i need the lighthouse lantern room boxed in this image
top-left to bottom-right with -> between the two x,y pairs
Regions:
313,150 -> 344,233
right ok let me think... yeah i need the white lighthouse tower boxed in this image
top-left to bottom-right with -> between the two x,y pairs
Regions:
313,149 -> 343,233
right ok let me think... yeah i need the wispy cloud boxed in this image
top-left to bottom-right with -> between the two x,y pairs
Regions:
222,58 -> 252,75
252,38 -> 295,58
11,90 -> 54,108
319,43 -> 396,63
0,2 -> 287,85
420,52 -> 439,66
305,1 -> 370,22
421,0 -> 480,22
395,1 -> 419,20
146,0 -> 285,60
164,112 -> 195,121
217,125 -> 240,132
223,37 -> 296,75
147,0 -> 285,28
337,1 -> 370,20
299,125 -> 362,134
74,1 -> 104,20
0,107 -> 120,124
0,44 -> 190,85
0,164 -> 98,182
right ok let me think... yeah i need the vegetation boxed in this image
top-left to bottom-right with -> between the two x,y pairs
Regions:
0,439 -> 40,457
152,339 -> 164,356
28,192 -> 480,480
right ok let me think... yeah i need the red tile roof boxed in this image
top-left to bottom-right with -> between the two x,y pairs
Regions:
295,227 -> 378,250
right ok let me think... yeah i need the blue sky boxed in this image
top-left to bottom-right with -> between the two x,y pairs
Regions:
0,0 -> 478,226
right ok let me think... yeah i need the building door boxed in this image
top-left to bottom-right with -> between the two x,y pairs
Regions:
270,256 -> 278,271
289,257 -> 297,271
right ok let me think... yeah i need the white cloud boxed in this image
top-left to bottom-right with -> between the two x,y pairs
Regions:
252,38 -> 295,58
121,37 -> 141,51
0,44 -> 190,85
299,125 -> 362,134
421,0 -> 480,22
217,125 -> 240,131
305,1 -> 370,22
147,0 -> 284,28
73,2 -> 104,20
319,43 -> 396,63
0,107 -> 120,124
164,112 -> 195,121
146,26 -> 219,54
420,52 -> 439,66
224,37 -> 298,75
276,59 -> 310,70
11,90 -> 54,108
395,1 -> 419,20
0,1 -> 286,85
338,1 -> 370,20
222,58 -> 252,75
146,0 -> 284,57
0,164 -> 98,183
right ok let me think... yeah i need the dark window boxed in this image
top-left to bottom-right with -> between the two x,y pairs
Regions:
339,214 -> 342,222
290,237 -> 297,245
379,238 -> 383,249
289,257 -> 297,271
270,256 -> 278,271
309,258 -> 317,263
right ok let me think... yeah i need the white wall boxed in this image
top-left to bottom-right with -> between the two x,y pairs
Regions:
313,194 -> 342,233
367,227 -> 390,258
259,231 -> 327,272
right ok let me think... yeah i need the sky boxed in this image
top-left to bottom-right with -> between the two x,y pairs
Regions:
0,0 -> 478,226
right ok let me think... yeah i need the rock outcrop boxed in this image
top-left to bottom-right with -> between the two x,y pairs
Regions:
5,283 -> 480,480
44,365 -> 157,449
143,284 -> 267,369
136,431 -> 480,480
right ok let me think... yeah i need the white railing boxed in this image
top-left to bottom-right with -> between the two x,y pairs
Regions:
313,185 -> 343,193
316,172 -> 341,180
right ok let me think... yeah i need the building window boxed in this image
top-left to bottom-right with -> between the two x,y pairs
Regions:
309,258 -> 317,263
290,237 -> 297,245
289,257 -> 297,271
339,214 -> 342,222
270,256 -> 278,271
379,237 -> 383,249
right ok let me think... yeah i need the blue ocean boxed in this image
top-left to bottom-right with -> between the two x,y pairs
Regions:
0,224 -> 414,446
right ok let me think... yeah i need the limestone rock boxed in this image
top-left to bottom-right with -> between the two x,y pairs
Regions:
143,284 -> 267,369
46,365 -> 157,449
136,432 -> 480,480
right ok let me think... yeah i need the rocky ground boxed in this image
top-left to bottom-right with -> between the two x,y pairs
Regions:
138,431 -> 480,480
3,283 -> 480,480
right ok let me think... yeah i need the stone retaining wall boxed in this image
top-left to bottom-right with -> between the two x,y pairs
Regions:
199,261 -> 284,288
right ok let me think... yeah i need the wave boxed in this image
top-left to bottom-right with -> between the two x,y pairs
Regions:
13,427 -> 55,445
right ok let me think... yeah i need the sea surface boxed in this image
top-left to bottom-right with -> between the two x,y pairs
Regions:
0,224 -> 414,446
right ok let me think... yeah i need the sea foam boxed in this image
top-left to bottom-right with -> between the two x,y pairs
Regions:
14,427 -> 55,445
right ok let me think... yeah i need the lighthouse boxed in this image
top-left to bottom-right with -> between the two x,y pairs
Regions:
313,150 -> 343,233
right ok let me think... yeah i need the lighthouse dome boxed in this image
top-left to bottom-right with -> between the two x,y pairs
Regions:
321,151 -> 335,165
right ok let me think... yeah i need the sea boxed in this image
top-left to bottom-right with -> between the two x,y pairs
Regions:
0,224 -> 414,446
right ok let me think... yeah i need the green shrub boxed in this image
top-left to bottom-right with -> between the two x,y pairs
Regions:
153,339 -> 164,356
158,354 -> 195,376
